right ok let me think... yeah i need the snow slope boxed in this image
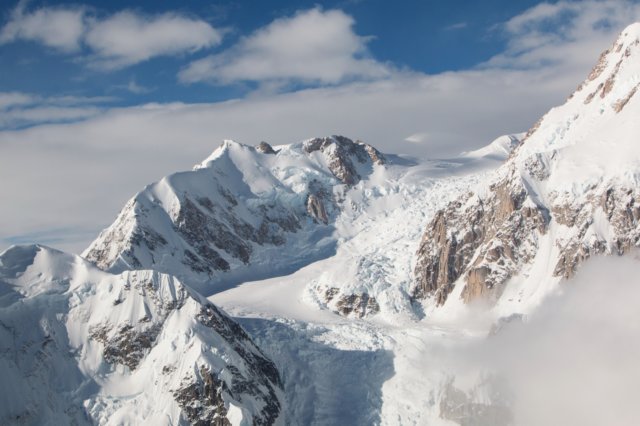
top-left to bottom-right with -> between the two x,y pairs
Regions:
0,244 -> 283,425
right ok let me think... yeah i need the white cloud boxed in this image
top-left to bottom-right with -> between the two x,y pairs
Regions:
179,8 -> 392,86
85,11 -> 223,70
0,1 -> 86,52
0,92 -> 37,110
0,67 -> 583,252
487,0 -> 640,72
120,79 -> 155,95
410,254 -> 640,426
0,105 -> 101,128
479,255 -> 640,425
1,1 -> 639,252
404,133 -> 429,143
0,4 -> 223,69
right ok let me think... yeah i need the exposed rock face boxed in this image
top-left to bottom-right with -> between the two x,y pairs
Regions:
413,168 -> 549,305
413,25 -> 640,308
552,187 -> 640,279
303,135 -> 385,185
320,287 -> 380,318
613,82 -> 640,112
174,366 -> 231,426
306,194 -> 329,224
414,167 -> 640,308
256,141 -> 277,154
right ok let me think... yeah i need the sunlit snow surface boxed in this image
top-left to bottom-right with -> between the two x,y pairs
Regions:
210,148 -> 510,425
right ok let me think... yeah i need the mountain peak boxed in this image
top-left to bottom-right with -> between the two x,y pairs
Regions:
620,21 -> 640,40
566,22 -> 640,110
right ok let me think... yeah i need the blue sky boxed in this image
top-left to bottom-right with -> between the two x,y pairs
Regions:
0,0 -> 545,110
1,0 -> 640,252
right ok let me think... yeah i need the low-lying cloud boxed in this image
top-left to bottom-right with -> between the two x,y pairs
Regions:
436,254 -> 640,425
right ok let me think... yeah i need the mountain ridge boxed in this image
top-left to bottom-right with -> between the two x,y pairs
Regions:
0,244 -> 283,425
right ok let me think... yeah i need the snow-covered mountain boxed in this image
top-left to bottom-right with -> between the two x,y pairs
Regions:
84,131 -> 518,318
0,244 -> 283,425
4,22 -> 640,426
413,22 -> 640,316
84,136 -> 385,294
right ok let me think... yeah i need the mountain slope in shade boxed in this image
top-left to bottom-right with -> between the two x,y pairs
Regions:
0,245 -> 283,425
83,136 -> 385,294
413,22 -> 640,315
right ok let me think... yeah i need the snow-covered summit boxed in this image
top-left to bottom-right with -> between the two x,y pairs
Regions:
513,21 -> 640,185
0,244 -> 283,425
461,134 -> 523,160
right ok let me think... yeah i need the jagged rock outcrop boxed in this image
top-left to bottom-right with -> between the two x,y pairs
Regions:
308,286 -> 381,318
321,287 -> 380,318
0,245 -> 283,425
303,136 -> 385,185
256,141 -> 277,154
306,194 -> 329,224
551,186 -> 640,278
413,23 -> 640,308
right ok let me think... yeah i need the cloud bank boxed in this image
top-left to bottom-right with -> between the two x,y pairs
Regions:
442,254 -> 640,425
1,1 -> 640,252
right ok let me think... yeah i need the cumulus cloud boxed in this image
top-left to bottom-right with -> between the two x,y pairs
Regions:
179,8 -> 392,86
85,11 -> 223,70
0,3 -> 223,69
0,1 -> 86,52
